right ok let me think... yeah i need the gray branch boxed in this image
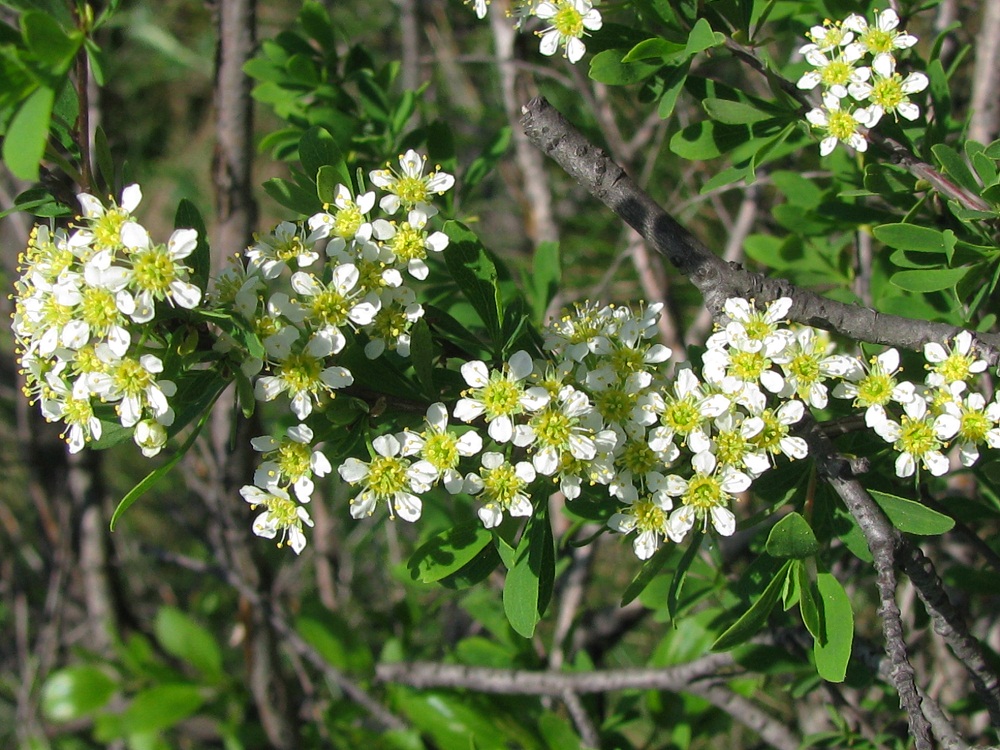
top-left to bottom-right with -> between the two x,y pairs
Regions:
519,96 -> 1000,360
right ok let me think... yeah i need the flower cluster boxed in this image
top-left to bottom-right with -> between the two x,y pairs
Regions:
12,185 -> 200,457
799,9 -> 928,155
466,0 -> 602,64
829,332 -> 1000,477
229,150 -> 454,552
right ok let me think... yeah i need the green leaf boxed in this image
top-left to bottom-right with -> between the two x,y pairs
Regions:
41,666 -> 118,721
503,509 -> 554,638
931,144 -> 982,194
712,560 -> 792,651
589,49 -> 662,85
869,491 -> 955,535
408,317 -> 436,397
263,176 -> 323,215
667,530 -> 704,619
797,563 -> 821,640
299,126 -> 344,181
119,684 -> 204,735
530,241 -> 560,323
316,163 -> 353,203
873,223 -> 957,253
685,17 -> 725,55
890,267 -> 968,292
766,512 -> 820,559
154,607 -> 222,680
813,571 -> 853,682
173,199 -> 210,287
620,541 -> 673,607
702,97 -> 775,124
443,221 -> 503,348
3,84 -> 55,181
409,521 -> 494,583
623,37 -> 686,63
657,63 -> 689,119
22,11 -> 81,74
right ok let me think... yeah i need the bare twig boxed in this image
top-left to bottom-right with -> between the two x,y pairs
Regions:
685,681 -> 800,750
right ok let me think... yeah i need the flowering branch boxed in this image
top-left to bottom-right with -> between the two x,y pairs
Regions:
519,95 -> 1000,360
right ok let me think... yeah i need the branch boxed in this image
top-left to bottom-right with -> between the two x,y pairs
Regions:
376,652 -> 736,694
519,96 -> 1000,359
897,540 -> 1000,728
376,655 -> 801,750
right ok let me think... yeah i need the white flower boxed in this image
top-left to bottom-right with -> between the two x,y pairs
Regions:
86,350 -> 176,428
291,265 -> 380,347
339,434 -> 433,522
120,225 -> 203,322
369,150 -> 455,215
252,424 -> 332,502
307,185 -> 376,255
842,9 -> 918,59
401,402 -> 483,493
876,397 -> 957,477
246,221 -> 319,279
466,0 -> 488,18
831,348 -> 915,430
923,330 -> 987,388
240,483 -> 313,554
806,91 -> 870,156
665,451 -> 750,540
371,208 -> 449,280
518,385 -> 599,476
642,367 -> 729,453
938,386 -> 1000,467
464,452 -> 536,528
608,473 -> 674,560
851,53 -> 928,127
797,45 -> 869,99
40,370 -> 102,453
453,350 -> 547,443
74,184 -> 143,251
254,333 -> 354,420
535,0 -> 603,64
134,419 -> 168,458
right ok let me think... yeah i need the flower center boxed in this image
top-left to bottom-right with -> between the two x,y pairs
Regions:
855,368 -> 896,408
553,4 -> 584,36
277,441 -> 312,479
310,288 -> 351,328
274,233 -> 306,261
959,410 -> 990,444
754,410 -> 787,453
620,440 -> 657,475
729,349 -> 769,382
716,429 -> 750,467
532,407 -> 574,449
482,462 -> 528,509
821,58 -> 854,87
367,455 -> 409,498
595,387 -> 635,424
633,498 -> 668,534
131,247 -> 177,296
334,205 -> 363,240
423,432 -> 459,470
112,357 -> 154,397
897,415 -> 938,457
81,286 -> 120,332
871,75 -> 905,111
479,377 -> 523,420
685,474 -> 724,510
391,223 -> 426,263
662,396 -> 702,437
91,207 -> 129,250
827,108 -> 859,140
280,352 -> 323,392
393,175 -> 429,207
863,28 -> 895,55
